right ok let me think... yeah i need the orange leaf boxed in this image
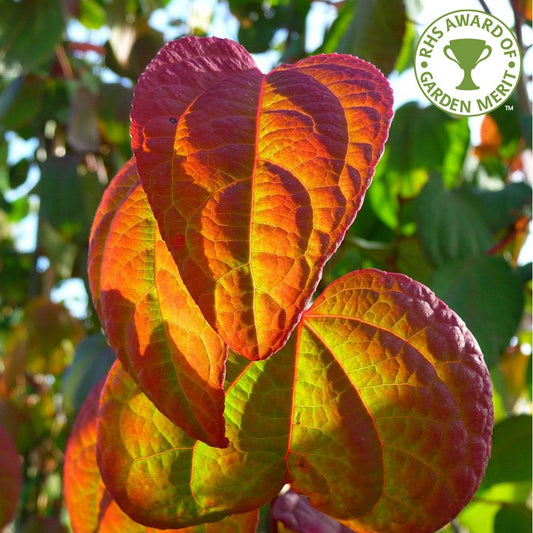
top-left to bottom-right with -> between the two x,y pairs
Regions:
97,359 -> 267,529
96,270 -> 492,532
474,114 -> 502,159
88,159 -> 228,447
130,36 -> 393,360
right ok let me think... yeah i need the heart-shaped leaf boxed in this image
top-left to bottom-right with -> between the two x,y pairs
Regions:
130,36 -> 393,360
88,159 -> 228,447
97,269 -> 493,532
63,379 -> 259,532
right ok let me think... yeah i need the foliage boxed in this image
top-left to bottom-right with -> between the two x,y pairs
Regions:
0,1 -> 530,532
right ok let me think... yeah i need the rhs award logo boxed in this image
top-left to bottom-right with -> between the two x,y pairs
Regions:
415,9 -> 521,116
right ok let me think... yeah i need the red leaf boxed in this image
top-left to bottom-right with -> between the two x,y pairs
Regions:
0,422 -> 21,529
96,270 -> 492,532
130,36 -> 393,360
88,159 -> 228,447
64,377 -> 259,533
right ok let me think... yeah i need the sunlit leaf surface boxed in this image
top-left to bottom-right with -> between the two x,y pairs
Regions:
97,270 -> 492,532
130,36 -> 393,360
88,159 -> 228,447
64,380 -> 259,532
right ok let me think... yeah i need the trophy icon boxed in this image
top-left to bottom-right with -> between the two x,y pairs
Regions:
443,38 -> 492,90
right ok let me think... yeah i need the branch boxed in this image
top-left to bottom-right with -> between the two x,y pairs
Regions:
478,0 -> 492,14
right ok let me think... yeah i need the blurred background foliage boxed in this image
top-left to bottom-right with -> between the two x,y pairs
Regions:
0,0 -> 530,531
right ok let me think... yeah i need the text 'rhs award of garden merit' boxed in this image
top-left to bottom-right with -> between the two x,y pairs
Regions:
415,9 -> 521,116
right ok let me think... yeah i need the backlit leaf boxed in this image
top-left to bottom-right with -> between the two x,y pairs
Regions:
293,269 -> 493,532
97,358 -> 278,529
130,36 -> 393,360
64,379 -> 259,532
0,423 -> 22,529
97,270 -> 492,532
88,159 -> 228,447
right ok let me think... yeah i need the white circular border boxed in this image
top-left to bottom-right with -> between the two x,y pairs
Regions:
414,9 -> 521,116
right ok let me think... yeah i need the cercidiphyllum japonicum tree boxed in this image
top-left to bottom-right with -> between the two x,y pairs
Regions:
63,36 -> 494,533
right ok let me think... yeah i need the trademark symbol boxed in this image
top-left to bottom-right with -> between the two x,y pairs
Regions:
505,104 -> 514,111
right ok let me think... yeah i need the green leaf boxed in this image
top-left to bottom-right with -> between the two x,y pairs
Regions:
393,19 -> 416,73
431,256 -> 524,367
475,181 -> 532,233
8,158 -> 30,189
415,175 -> 494,266
2,76 -> 44,133
481,414 -> 532,488
459,481 -> 532,532
396,236 -> 435,285
0,0 -> 64,71
489,97 -> 523,160
494,504 -> 532,533
322,0 -> 406,76
61,333 -> 115,415
98,83 -> 134,148
79,0 -> 107,29
37,155 -> 104,244
369,102 -> 470,228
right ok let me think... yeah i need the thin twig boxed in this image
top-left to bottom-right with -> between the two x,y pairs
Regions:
478,0 -> 492,14
54,44 -> 74,79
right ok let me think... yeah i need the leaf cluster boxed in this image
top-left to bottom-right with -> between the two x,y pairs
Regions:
0,1 -> 530,532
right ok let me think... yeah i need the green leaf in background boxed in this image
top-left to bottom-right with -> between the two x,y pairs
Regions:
431,255 -> 525,367
494,504 -> 532,533
79,0 -> 107,29
8,158 -> 30,190
481,414 -> 532,488
458,415 -> 532,533
489,97 -> 524,160
369,102 -> 470,228
62,332 -> 115,415
474,181 -> 532,233
393,18 -> 415,73
98,83 -> 134,149
0,240 -> 32,306
0,0 -> 64,71
37,155 -> 105,245
415,174 -> 494,266
395,236 -> 434,285
459,481 -> 532,533
0,76 -> 44,134
321,0 -> 406,76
